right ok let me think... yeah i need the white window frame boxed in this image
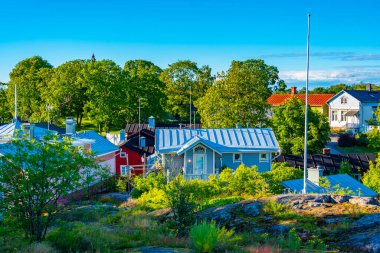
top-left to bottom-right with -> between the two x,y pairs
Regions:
120,152 -> 127,158
120,165 -> 128,176
332,110 -> 338,121
233,153 -> 242,163
259,153 -> 269,162
341,96 -> 348,104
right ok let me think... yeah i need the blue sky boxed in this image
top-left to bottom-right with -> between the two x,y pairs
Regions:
1,0 -> 379,88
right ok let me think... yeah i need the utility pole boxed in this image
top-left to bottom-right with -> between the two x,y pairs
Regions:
189,85 -> 192,129
303,14 -> 311,194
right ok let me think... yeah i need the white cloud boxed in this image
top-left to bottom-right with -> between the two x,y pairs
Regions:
280,68 -> 380,85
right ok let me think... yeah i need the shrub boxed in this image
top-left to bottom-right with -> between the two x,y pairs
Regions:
338,161 -> 353,176
355,132 -> 369,146
137,188 -> 168,210
166,176 -> 196,236
263,163 -> 303,194
338,133 -> 356,147
116,177 -> 127,192
263,201 -> 286,215
367,128 -> 380,148
186,179 -> 223,202
190,221 -> 219,253
278,228 -> 301,251
21,242 -> 57,253
132,173 -> 166,198
363,155 -> 380,194
227,164 -> 270,197
199,196 -> 244,210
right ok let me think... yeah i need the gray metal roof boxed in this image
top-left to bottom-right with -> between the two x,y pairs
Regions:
155,128 -> 280,154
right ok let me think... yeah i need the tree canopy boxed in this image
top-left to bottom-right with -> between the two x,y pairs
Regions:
196,59 -> 279,128
0,135 -> 108,242
271,96 -> 330,154
160,60 -> 214,121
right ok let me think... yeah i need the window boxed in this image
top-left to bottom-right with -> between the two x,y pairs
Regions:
332,111 -> 338,121
194,145 -> 206,153
120,152 -> 127,158
120,165 -> 128,176
260,153 -> 269,162
340,111 -> 347,121
341,96 -> 348,104
233,153 -> 242,163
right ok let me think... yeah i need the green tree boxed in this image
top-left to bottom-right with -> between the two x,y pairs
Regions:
0,84 -> 12,123
7,56 -> 53,121
196,59 -> 278,128
83,60 -> 125,130
0,135 -> 108,242
160,60 -> 214,121
43,60 -> 88,126
272,96 -> 330,154
363,154 -> 380,194
124,60 -> 166,123
273,80 -> 287,94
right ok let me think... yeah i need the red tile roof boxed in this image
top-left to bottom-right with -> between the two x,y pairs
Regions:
267,94 -> 335,107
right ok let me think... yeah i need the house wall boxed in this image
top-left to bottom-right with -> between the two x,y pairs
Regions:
97,153 -> 116,175
329,92 -> 360,128
360,103 -> 378,131
220,152 -> 271,172
183,145 -> 214,175
115,146 -> 144,176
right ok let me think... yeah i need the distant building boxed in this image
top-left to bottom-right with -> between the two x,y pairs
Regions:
326,84 -> 380,132
155,128 -> 280,180
267,86 -> 334,115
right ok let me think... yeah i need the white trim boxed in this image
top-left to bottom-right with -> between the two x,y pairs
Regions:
259,153 -> 269,162
233,153 -> 242,163
120,152 -> 127,158
120,165 -> 128,176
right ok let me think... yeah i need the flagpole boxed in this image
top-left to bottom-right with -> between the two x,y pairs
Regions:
303,14 -> 311,194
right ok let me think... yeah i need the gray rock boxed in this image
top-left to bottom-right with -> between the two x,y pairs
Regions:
313,195 -> 332,203
308,202 -> 322,207
345,230 -> 380,253
331,195 -> 351,203
243,202 -> 261,217
198,203 -> 235,223
324,217 -> 349,224
352,214 -> 380,229
349,197 -> 379,206
268,224 -> 293,235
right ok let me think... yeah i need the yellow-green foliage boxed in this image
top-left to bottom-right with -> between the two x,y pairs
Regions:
367,128 -> 380,148
132,173 -> 166,198
137,188 -> 168,210
263,162 -> 303,194
199,196 -> 244,211
190,221 -> 239,253
363,154 -> 380,194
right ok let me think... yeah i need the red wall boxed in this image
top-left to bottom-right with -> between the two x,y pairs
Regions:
115,146 -> 145,176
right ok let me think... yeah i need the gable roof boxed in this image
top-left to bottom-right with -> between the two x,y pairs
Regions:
125,123 -> 202,135
342,90 -> 380,103
0,121 -> 56,143
267,94 -> 334,107
34,122 -> 66,134
156,128 -> 280,154
121,133 -> 155,156
76,130 -> 119,156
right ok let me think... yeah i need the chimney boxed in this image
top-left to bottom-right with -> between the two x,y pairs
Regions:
179,123 -> 183,129
65,117 -> 76,135
307,166 -> 324,185
119,129 -> 126,142
366,84 -> 372,92
236,123 -> 241,129
140,136 -> 146,148
22,123 -> 35,140
291,86 -> 297,96
148,116 -> 155,128
322,148 -> 331,155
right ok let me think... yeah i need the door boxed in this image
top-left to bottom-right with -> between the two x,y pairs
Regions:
193,154 -> 206,175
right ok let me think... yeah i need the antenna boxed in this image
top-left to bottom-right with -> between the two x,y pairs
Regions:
303,14 -> 311,194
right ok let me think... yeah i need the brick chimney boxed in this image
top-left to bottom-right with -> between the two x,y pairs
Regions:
366,84 -> 372,92
291,86 -> 297,96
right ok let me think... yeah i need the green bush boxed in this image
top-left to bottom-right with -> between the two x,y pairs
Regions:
190,221 -> 219,253
166,176 -> 196,236
186,179 -> 223,202
199,196 -> 244,210
132,173 -> 166,198
137,188 -> 168,210
339,161 -> 352,176
263,162 -> 303,194
367,128 -> 380,148
278,228 -> 301,251
116,176 -> 127,192
355,133 -> 369,146
363,155 -> 380,194
47,222 -> 110,252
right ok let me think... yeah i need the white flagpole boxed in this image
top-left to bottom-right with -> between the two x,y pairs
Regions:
303,14 -> 311,194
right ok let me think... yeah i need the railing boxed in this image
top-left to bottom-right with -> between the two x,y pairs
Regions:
345,123 -> 360,129
183,174 -> 209,181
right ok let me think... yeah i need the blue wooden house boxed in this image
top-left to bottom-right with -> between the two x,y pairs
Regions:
155,128 -> 280,180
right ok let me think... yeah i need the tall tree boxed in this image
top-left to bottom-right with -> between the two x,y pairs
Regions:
271,96 -> 330,154
124,60 -> 166,123
0,135 -> 108,242
7,56 -> 53,121
83,60 -> 125,130
196,59 -> 278,128
42,60 -> 87,125
0,83 -> 12,123
160,60 -> 214,121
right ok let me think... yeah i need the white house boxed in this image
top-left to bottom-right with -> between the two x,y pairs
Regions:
326,84 -> 380,132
